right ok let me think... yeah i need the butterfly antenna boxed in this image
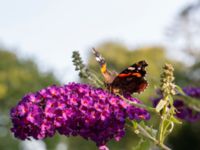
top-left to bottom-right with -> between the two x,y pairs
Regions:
92,48 -> 106,66
92,48 -> 107,74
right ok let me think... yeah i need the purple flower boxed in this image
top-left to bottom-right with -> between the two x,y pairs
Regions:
151,87 -> 200,122
10,83 -> 150,150
183,87 -> 200,99
99,145 -> 109,150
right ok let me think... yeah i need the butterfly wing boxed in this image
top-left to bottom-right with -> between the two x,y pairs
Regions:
110,60 -> 148,94
92,48 -> 148,94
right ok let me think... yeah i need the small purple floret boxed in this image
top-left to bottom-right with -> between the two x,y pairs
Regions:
10,83 -> 150,149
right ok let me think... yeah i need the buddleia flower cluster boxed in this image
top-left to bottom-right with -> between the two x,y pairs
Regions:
152,87 -> 200,122
10,83 -> 150,150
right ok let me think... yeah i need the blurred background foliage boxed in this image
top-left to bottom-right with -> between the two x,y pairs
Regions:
1,1 -> 200,150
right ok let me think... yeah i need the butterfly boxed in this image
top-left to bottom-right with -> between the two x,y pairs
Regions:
92,48 -> 148,95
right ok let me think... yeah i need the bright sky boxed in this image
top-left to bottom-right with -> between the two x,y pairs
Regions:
0,0 -> 193,83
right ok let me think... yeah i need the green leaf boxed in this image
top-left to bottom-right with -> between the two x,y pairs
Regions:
168,95 -> 174,107
132,138 -> 150,150
132,121 -> 138,129
155,99 -> 167,113
175,85 -> 186,95
170,116 -> 182,124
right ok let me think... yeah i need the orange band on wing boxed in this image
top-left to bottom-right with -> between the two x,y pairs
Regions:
132,73 -> 142,77
118,73 -> 142,78
118,73 -> 131,77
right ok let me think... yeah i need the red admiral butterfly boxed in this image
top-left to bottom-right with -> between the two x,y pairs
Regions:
92,48 -> 148,94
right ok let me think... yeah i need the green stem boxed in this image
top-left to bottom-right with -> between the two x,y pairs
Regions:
90,72 -> 104,86
157,96 -> 169,144
118,95 -> 156,112
158,117 -> 164,143
134,124 -> 171,150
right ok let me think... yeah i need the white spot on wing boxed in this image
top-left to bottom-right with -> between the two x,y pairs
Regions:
128,67 -> 135,70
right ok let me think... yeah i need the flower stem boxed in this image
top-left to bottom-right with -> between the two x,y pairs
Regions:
157,64 -> 177,145
127,124 -> 171,150
137,124 -> 171,150
118,95 -> 156,112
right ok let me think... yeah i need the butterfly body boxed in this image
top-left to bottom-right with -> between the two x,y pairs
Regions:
92,48 -> 148,94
